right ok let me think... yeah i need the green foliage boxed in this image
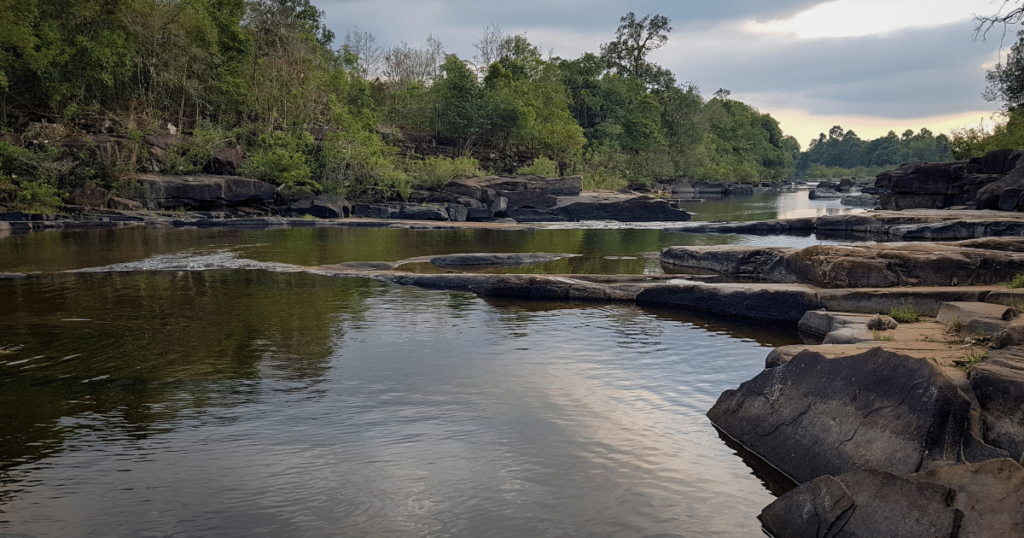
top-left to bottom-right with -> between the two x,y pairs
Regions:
889,300 -> 922,323
517,156 -> 559,177
949,111 -> 1024,159
872,329 -> 895,342
405,156 -> 481,190
804,164 -> 889,179
1005,271 -> 1024,289
13,178 -> 63,213
799,126 -> 951,176
574,142 -> 629,190
238,131 -> 317,191
165,122 -> 235,174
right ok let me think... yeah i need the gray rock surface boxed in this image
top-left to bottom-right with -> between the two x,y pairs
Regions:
430,253 -> 575,267
708,347 -> 1005,484
760,469 -> 962,538
910,458 -> 1024,538
136,173 -> 277,208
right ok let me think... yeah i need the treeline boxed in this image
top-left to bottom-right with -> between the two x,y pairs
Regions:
0,0 -> 800,211
797,126 -> 952,179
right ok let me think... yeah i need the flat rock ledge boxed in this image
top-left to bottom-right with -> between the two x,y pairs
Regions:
668,209 -> 1024,241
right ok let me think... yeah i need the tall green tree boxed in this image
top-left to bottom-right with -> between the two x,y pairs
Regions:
600,12 -> 675,89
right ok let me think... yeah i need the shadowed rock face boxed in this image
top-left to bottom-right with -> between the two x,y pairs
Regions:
708,347 -> 1006,485
969,352 -> 1024,462
760,469 -> 962,538
136,173 -> 277,209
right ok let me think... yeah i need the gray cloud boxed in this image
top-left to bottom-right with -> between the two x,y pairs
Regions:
316,0 -> 1004,133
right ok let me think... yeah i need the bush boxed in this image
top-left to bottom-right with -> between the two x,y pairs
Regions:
1006,271 -> 1024,289
406,156 -> 481,190
13,179 -> 64,214
322,130 -> 410,201
517,156 -> 558,177
575,143 -> 628,191
165,121 -> 237,175
889,300 -> 921,323
238,131 -> 319,192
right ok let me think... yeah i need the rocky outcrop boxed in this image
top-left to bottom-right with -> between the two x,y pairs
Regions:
549,195 -> 691,222
665,218 -> 815,235
661,242 -> 1024,288
759,469 -> 963,538
636,281 -> 820,322
969,350 -> 1024,462
708,347 -> 1005,485
910,458 -> 1024,537
135,173 -> 277,209
283,194 -> 352,219
870,148 -> 1024,211
67,181 -> 111,209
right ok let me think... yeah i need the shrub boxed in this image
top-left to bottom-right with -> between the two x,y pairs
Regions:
165,121 -> 236,175
517,156 -> 558,177
406,155 -> 482,190
238,131 -> 319,192
1006,272 -> 1024,289
13,179 -> 64,214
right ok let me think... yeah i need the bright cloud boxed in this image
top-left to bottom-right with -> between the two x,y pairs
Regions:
746,0 -> 994,38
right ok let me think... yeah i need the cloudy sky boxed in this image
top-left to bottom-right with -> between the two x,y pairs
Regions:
318,0 -> 1016,148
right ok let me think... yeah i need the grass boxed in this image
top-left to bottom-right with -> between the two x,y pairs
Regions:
1006,272 -> 1024,289
954,346 -> 989,371
889,300 -> 922,324
872,329 -> 894,341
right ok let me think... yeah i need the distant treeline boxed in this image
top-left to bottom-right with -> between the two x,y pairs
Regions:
797,126 -> 952,179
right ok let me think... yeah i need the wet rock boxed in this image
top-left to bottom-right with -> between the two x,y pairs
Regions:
68,182 -> 111,209
504,208 -> 562,222
665,218 -> 815,235
910,458 -> 1024,537
398,205 -> 449,221
550,196 -> 691,222
708,347 -> 1005,484
636,282 -> 820,322
135,173 -> 277,208
430,253 -> 575,267
661,246 -> 797,282
760,469 -> 962,538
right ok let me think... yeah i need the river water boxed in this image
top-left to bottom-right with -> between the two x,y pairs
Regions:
0,192 -> 861,537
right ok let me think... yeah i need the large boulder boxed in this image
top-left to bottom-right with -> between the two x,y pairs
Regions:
636,281 -> 820,322
398,205 -> 449,221
910,458 -> 1024,537
759,469 -> 962,538
708,347 -> 1005,484
135,173 -> 277,208
661,245 -> 797,282
285,194 -> 351,218
446,175 -> 583,201
969,351 -> 1024,461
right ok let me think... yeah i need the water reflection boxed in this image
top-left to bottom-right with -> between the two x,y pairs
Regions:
1,277 -> 783,537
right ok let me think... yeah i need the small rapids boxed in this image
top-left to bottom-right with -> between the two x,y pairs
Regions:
68,250 -> 304,274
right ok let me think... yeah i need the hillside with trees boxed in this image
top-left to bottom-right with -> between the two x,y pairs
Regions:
0,1 -> 799,213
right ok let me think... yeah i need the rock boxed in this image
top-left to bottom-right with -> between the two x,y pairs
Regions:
840,193 -> 879,207
135,173 -> 277,209
204,146 -> 243,175
489,195 -> 508,214
665,218 -> 815,235
67,182 -> 111,209
550,196 -> 691,222
108,197 -> 143,211
503,190 -> 558,209
636,281 -> 820,322
465,207 -> 494,220
143,134 -> 182,165
808,188 -> 844,200
661,246 -> 798,282
671,180 -> 694,196
798,311 -> 877,337
504,208 -> 562,222
287,194 -> 351,218
0,272 -> 26,280
910,458 -> 1024,537
708,347 -> 1005,484
379,273 -> 637,302
969,352 -> 1024,461
866,314 -> 899,330
445,203 -> 468,222
936,301 -> 1017,336
430,253 -> 575,267
446,175 -> 583,201
760,469 -> 962,538
398,205 -> 450,221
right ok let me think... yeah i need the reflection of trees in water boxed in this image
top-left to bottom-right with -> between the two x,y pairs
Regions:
0,271 -> 379,474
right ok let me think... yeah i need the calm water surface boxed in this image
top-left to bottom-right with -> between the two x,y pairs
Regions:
0,192 -> 858,537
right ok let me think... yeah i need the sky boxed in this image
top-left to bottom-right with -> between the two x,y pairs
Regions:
317,0 -> 1018,148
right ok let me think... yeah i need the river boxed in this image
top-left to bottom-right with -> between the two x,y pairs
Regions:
0,192 -> 862,537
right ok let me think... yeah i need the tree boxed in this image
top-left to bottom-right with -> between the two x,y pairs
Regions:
984,31 -> 1024,111
600,12 -> 674,89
